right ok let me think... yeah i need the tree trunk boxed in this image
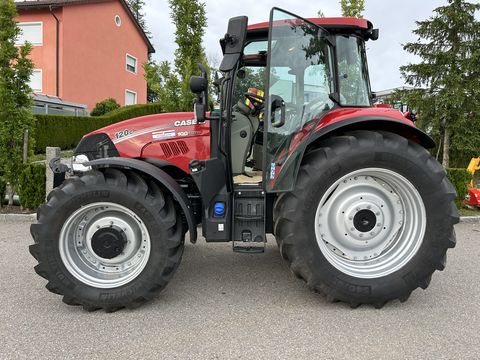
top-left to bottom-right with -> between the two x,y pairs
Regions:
442,127 -> 450,169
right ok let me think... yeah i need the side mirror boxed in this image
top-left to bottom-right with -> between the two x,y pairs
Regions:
219,16 -> 248,71
190,64 -> 209,123
189,75 -> 207,94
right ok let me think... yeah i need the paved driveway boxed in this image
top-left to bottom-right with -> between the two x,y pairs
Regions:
0,220 -> 479,359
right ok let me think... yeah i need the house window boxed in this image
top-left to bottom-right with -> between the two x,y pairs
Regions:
126,54 -> 137,74
30,69 -> 42,92
125,90 -> 137,105
16,22 -> 43,46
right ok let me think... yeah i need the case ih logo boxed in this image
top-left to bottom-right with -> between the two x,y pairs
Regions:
174,119 -> 197,127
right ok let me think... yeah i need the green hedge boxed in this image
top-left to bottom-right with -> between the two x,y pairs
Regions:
18,163 -> 46,210
33,103 -> 164,153
446,168 -> 472,207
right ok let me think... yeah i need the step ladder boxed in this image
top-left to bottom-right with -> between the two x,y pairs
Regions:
232,185 -> 266,253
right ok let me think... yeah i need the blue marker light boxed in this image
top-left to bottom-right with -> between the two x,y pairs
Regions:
213,202 -> 226,217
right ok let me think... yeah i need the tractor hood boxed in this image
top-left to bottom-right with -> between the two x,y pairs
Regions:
75,112 -> 211,172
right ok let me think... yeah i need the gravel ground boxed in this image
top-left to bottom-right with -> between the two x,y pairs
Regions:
0,220 -> 479,360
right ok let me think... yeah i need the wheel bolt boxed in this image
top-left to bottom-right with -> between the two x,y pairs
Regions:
359,234 -> 363,238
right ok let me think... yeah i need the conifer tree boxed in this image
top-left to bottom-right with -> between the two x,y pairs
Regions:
400,0 -> 480,167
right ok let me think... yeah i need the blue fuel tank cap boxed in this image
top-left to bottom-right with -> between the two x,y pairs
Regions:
213,202 -> 226,217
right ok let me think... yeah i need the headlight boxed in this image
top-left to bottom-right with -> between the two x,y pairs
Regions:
71,154 -> 91,172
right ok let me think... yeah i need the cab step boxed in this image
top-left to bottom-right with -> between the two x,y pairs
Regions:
233,240 -> 265,253
232,187 -> 266,254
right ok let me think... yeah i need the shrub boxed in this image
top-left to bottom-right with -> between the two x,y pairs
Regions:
18,163 -> 46,209
90,98 -> 120,116
33,103 -> 164,153
446,168 -> 472,207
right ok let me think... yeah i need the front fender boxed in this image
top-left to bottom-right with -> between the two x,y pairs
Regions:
85,157 -> 197,243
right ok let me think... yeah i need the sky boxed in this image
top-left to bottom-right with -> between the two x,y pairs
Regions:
144,0 -> 461,91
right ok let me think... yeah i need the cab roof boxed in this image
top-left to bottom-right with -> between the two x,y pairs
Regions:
248,17 -> 371,31
246,17 -> 377,42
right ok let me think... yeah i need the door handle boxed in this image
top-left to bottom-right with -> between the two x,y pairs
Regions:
270,95 -> 285,128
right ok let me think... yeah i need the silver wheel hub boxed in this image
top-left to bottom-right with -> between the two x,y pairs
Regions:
59,202 -> 151,288
315,168 -> 426,279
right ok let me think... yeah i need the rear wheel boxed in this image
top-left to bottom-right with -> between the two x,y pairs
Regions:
274,131 -> 459,307
30,168 -> 184,312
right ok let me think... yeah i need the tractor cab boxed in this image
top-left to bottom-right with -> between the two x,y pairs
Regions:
189,8 -> 379,251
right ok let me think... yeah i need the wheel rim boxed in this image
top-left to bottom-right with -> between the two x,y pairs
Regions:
59,202 -> 151,288
314,168 -> 426,279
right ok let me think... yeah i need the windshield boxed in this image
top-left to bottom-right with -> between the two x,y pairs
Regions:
337,36 -> 371,106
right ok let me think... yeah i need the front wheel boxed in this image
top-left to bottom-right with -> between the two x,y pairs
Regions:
30,168 -> 184,312
274,131 -> 459,308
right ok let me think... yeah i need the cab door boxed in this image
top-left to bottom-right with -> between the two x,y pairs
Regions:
264,8 -> 335,192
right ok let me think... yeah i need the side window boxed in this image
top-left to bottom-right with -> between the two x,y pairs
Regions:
233,67 -> 267,105
269,67 -> 294,103
337,36 -> 371,106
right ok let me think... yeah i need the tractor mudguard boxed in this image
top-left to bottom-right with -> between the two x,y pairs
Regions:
85,157 -> 197,243
272,116 -> 435,193
307,116 -> 435,149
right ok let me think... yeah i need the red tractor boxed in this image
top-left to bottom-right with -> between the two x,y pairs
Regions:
30,9 -> 458,311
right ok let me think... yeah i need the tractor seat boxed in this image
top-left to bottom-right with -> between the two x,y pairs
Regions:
231,101 -> 260,175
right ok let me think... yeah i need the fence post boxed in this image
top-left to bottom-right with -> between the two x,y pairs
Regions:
23,129 -> 29,164
45,147 -> 60,200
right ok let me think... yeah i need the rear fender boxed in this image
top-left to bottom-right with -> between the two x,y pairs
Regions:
273,117 -> 435,193
85,157 -> 197,243
306,117 -> 435,150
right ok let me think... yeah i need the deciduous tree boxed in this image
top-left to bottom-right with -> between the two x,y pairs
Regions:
340,0 -> 365,18
144,0 -> 208,111
169,0 -> 208,111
